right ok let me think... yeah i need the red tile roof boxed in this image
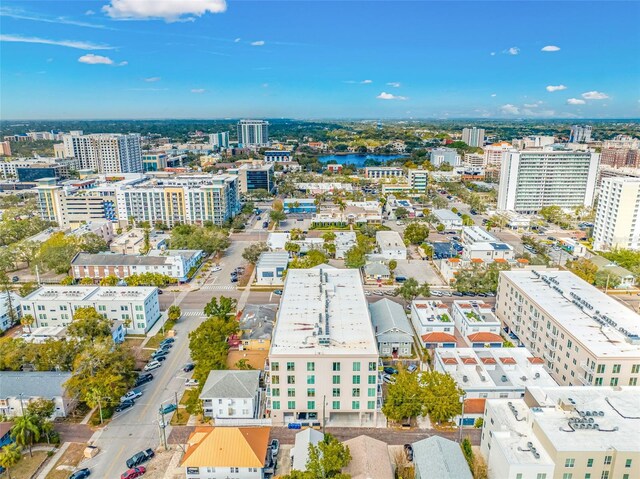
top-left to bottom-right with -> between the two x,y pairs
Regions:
527,357 -> 545,364
460,356 -> 478,365
467,332 -> 504,343
480,356 -> 497,364
499,357 -> 517,364
464,398 -> 486,414
442,357 -> 458,365
421,332 -> 456,344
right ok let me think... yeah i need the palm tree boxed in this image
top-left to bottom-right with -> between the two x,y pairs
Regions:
20,314 -> 35,334
0,443 -> 22,479
11,414 -> 41,457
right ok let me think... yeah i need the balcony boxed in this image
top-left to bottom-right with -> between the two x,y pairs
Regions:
547,330 -> 559,340
543,350 -> 555,363
579,361 -> 595,373
578,375 -> 593,386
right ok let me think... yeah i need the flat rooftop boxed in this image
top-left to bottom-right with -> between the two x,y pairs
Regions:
433,209 -> 461,221
435,348 -> 556,390
24,286 -> 157,302
376,231 -> 405,250
256,252 -> 289,268
501,270 -> 640,357
411,300 -> 452,326
270,267 -> 378,356
453,300 -> 500,324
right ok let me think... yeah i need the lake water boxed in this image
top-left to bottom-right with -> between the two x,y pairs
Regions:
318,153 -> 408,166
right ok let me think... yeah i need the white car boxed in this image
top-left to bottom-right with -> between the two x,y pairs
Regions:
144,360 -> 162,372
382,374 -> 396,384
185,379 -> 199,387
364,290 -> 372,296
211,266 -> 222,273
120,389 -> 143,402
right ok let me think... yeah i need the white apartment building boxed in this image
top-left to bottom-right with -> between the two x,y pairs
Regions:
364,167 -> 405,180
462,127 -> 485,147
569,124 -> 592,143
267,266 -> 381,427
209,131 -> 230,149
116,174 -> 241,227
451,300 -> 503,346
410,300 -> 456,344
62,133 -> 142,173
463,242 -> 515,261
462,226 -> 498,245
0,292 -> 22,332
592,177 -> 640,251
237,120 -> 269,147
200,370 -> 261,420
0,372 -> 75,418
483,142 -> 513,167
21,286 -> 161,335
434,348 -> 556,400
464,153 -> 485,168
497,149 -> 599,213
496,270 -> 640,387
511,136 -> 555,150
481,386 -> 640,479
408,169 -> 428,193
430,147 -> 461,167
375,231 -> 407,260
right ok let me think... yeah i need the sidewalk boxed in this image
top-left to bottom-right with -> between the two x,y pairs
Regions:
36,443 -> 68,479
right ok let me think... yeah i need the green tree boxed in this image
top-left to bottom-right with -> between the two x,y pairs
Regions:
289,250 -> 328,269
321,231 -> 336,242
13,240 -> 40,268
18,281 -> 38,297
403,222 -> 429,245
140,227 -> 151,255
60,276 -> 74,285
80,233 -> 108,254
66,307 -> 112,344
25,398 -> 55,420
269,209 -> 287,224
290,228 -> 305,241
37,233 -> 80,274
0,443 -> 22,478
566,258 -> 598,284
436,223 -> 445,232
170,224 -> 230,255
395,278 -> 430,303
11,414 -> 41,457
168,305 -> 181,322
203,295 -> 237,318
20,313 -> 35,333
188,315 -> 238,383
305,434 -> 351,479
242,243 -> 269,265
388,259 -> 397,273
594,270 -> 621,289
344,246 -> 367,269
285,242 -> 301,256
421,370 -> 463,424
394,207 -> 409,219
79,277 -> 94,285
421,243 -> 434,259
100,275 -> 120,286
382,367 -> 428,422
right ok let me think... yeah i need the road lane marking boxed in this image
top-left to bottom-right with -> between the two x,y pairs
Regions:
104,444 -> 125,479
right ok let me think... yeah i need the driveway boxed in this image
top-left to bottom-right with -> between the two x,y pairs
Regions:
55,423 -> 93,443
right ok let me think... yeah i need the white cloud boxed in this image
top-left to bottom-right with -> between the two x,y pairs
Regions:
85,10 -> 96,15
250,40 -> 265,46
582,91 -> 609,100
234,37 -> 241,43
118,61 -> 128,66
78,54 -> 114,65
191,88 -> 206,93
490,52 -> 496,56
505,47 -> 520,55
144,77 -> 161,82
546,84 -> 567,92
103,0 -> 226,21
541,45 -> 560,52
386,82 -> 401,88
500,104 -> 520,115
0,8 -> 112,29
376,92 -> 407,101
361,79 -> 372,84
567,98 -> 586,105
524,103 -> 539,108
0,34 -> 114,50
491,93 -> 497,97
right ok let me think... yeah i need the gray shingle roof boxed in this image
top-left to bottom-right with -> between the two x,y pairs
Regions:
342,435 -> 393,479
364,262 -> 390,276
412,436 -> 473,479
0,371 -> 72,398
200,370 -> 260,400
239,304 -> 277,341
369,299 -> 413,339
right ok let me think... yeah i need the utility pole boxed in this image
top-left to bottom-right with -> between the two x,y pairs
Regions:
159,409 -> 168,450
19,393 -> 25,415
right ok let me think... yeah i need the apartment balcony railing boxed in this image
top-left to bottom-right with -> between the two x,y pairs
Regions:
579,361 -> 595,373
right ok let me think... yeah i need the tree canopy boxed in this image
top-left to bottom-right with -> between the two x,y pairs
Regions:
403,222 -> 429,245
169,224 -> 230,255
242,243 -> 269,264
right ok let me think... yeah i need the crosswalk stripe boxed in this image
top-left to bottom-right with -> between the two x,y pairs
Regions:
199,284 -> 236,291
181,310 -> 206,317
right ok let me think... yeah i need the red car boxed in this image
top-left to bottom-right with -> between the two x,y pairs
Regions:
121,467 -> 146,479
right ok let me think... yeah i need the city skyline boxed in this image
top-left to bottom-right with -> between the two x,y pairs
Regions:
1,0 -> 639,120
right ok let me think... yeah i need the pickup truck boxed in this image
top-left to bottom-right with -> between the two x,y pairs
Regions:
126,448 -> 155,468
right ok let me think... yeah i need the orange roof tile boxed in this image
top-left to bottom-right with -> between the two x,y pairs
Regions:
460,356 -> 478,365
480,357 -> 497,364
516,258 -> 529,264
494,258 -> 508,263
467,332 -> 504,343
181,426 -> 270,468
464,398 -> 486,414
442,357 -> 458,365
421,332 -> 456,343
448,258 -> 461,263
499,357 -> 517,364
528,357 -> 545,364
471,258 -> 484,263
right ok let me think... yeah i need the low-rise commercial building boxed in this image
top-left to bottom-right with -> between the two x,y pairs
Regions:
255,252 -> 289,285
433,209 -> 463,229
283,198 -> 316,214
21,286 -> 160,335
375,231 -> 407,260
234,163 -> 275,193
461,226 -> 498,245
480,386 -> 640,479
496,270 -> 640,387
463,241 -> 514,261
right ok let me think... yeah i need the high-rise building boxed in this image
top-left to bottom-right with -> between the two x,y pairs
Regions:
483,142 -> 513,167
462,127 -> 485,147
266,266 -> 381,427
497,149 -> 599,213
592,177 -> 640,251
599,147 -> 639,169
569,125 -> 592,143
209,131 -> 230,149
0,141 -> 11,156
430,147 -> 460,167
235,163 -> 275,193
62,133 -> 143,173
237,120 -> 269,147
511,136 -> 555,150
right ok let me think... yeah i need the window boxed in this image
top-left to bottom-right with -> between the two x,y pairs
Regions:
610,378 -> 619,386
272,388 -> 280,397
601,472 -> 609,479
585,474 -> 591,479
604,456 -> 612,465
536,474 -> 547,479
353,362 -> 361,371
332,375 -> 340,384
352,388 -> 360,397
271,362 -> 279,372
231,467 -> 239,473
368,375 -> 376,384
352,375 -> 361,384
596,364 -> 605,374
307,362 -> 315,371
271,376 -> 280,385
332,401 -> 340,409
307,375 -> 315,385
368,387 -> 376,397
287,388 -> 295,397
625,459 -> 632,468
307,388 -> 315,397
562,474 -> 572,479
352,401 -> 360,410
287,362 -> 295,371
623,475 -> 629,479
369,362 -> 377,371
630,378 -> 638,386
565,458 -> 575,468
332,362 -> 341,371
287,375 -> 295,384
367,400 -> 375,409
612,364 -> 621,374
272,401 -> 280,410
595,377 -> 603,386
332,388 -> 340,397
287,400 -> 295,409
516,475 -> 523,479
587,459 -> 593,467
632,364 -> 640,374
307,401 -> 315,410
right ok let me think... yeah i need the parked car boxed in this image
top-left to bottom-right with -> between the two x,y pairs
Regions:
151,351 -> 169,360
406,364 -> 418,373
120,389 -> 143,403
159,403 -> 177,415
160,338 -> 174,345
395,276 -> 407,283
69,468 -> 91,479
273,290 -> 283,295
134,373 -> 153,387
382,374 -> 396,384
115,400 -> 135,412
126,449 -> 155,468
373,290 -> 384,296
230,276 -> 238,283
262,221 -> 269,228
364,290 -> 372,296
185,379 -> 199,387
183,363 -> 195,372
384,366 -> 398,375
11,276 -> 19,283
157,290 -> 163,295
144,361 -> 162,372
452,292 -> 463,297
270,439 -> 280,458
404,444 -> 414,462
256,216 -> 262,220
211,266 -> 222,273
121,467 -> 146,479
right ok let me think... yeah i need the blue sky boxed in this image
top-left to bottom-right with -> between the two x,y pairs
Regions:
1,0 -> 639,119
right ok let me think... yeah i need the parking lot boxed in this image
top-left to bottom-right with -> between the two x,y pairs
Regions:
393,259 -> 446,286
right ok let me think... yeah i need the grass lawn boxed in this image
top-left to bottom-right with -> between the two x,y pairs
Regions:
45,443 -> 87,479
145,320 -> 177,350
170,408 -> 191,426
1,450 -> 49,479
179,389 -> 197,406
